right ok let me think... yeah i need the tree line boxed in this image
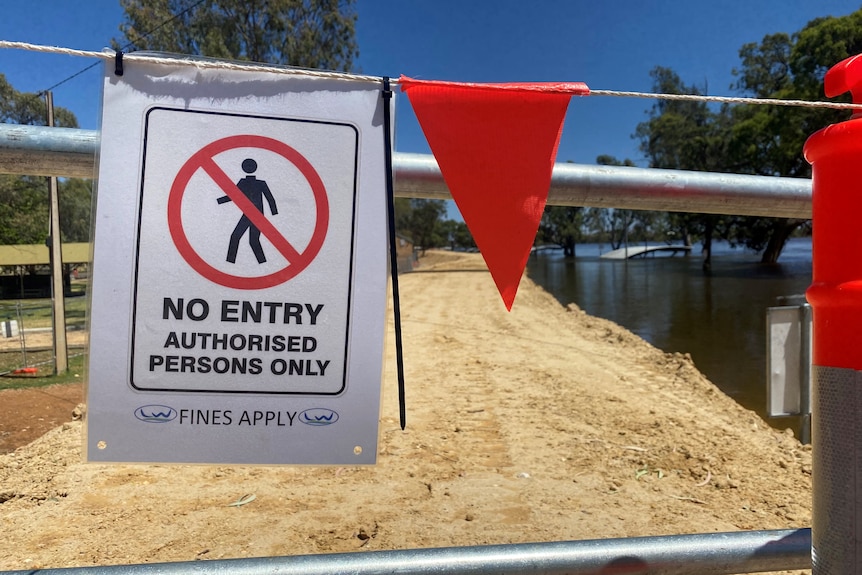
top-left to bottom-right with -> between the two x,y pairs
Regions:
0,0 -> 357,249
538,10 -> 862,267
400,9 -> 862,266
0,75 -> 92,245
2,4 -> 861,267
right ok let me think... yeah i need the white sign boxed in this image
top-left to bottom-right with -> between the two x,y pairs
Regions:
767,305 -> 812,417
87,58 -> 390,465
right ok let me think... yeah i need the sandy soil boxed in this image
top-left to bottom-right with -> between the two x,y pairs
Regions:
0,329 -> 88,354
0,251 -> 810,572
0,383 -> 83,453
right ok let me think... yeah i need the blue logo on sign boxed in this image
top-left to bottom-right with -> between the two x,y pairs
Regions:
299,408 -> 339,426
134,405 -> 177,423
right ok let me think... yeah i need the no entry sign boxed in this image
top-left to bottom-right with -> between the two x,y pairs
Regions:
87,59 -> 389,465
167,133 -> 331,290
132,108 -> 356,396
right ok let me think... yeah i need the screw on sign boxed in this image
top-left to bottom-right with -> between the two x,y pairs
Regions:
167,135 -> 329,290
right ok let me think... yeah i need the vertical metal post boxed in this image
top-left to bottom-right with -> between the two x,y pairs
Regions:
44,92 -> 68,374
16,302 -> 26,368
799,303 -> 812,445
623,212 -> 629,259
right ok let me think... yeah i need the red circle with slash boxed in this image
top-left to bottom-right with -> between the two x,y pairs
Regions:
167,134 -> 329,290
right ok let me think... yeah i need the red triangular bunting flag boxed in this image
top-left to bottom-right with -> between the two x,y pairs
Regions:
400,76 -> 588,310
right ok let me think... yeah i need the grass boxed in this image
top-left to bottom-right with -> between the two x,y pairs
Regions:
0,352 -> 86,391
0,278 -> 88,331
0,294 -> 88,330
0,280 -> 89,390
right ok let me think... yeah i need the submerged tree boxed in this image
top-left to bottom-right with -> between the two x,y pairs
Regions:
116,0 -> 359,71
538,206 -> 582,257
634,67 -> 729,270
634,9 -> 862,265
723,14 -> 862,262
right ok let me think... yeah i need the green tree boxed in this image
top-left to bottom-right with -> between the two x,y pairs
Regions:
0,74 -> 86,246
438,219 -> 475,250
634,67 -> 730,270
116,0 -> 359,71
393,197 -> 412,232
0,74 -> 78,128
634,9 -> 862,266
395,199 -> 446,255
58,179 -> 94,243
722,13 -> 862,262
541,156 -> 646,257
0,176 -> 48,245
538,206 -> 582,257
634,69 -> 725,172
582,156 -> 669,252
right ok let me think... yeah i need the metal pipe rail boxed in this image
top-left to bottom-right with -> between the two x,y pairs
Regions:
0,124 -> 98,180
1,529 -> 811,575
0,126 -> 815,573
0,124 -> 812,219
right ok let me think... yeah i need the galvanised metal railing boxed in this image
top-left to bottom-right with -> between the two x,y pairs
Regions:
0,529 -> 811,575
0,124 -> 812,219
0,123 -> 814,574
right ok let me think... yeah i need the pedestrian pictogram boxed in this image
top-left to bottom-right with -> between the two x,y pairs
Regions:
167,134 -> 330,290
218,158 -> 278,264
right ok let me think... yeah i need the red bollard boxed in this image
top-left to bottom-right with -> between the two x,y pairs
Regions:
804,53 -> 862,575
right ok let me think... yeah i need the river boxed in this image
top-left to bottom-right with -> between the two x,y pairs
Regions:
526,237 -> 812,435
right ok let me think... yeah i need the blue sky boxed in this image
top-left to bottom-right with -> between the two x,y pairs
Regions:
0,0 -> 860,168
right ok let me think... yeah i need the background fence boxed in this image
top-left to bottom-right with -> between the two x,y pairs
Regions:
0,287 -> 87,378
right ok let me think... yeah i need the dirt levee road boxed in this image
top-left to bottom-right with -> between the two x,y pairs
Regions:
0,251 -> 810,573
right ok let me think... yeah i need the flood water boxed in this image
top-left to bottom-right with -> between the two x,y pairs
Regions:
526,238 -> 813,433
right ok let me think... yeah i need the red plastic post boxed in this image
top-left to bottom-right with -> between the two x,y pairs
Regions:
804,53 -> 862,575
805,54 -> 862,369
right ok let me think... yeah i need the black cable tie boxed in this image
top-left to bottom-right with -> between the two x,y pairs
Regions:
382,76 -> 407,430
114,51 -> 124,76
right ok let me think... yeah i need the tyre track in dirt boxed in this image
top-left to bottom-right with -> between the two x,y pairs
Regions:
0,251 -> 811,573
396,264 -> 532,527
